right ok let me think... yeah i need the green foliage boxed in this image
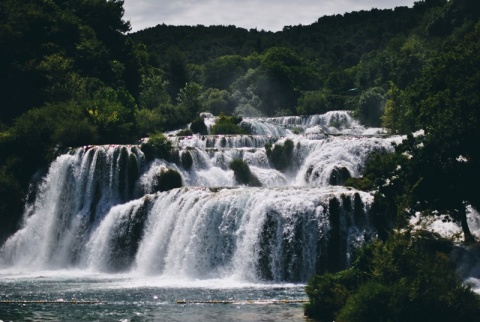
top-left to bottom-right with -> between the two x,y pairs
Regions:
265,139 -> 294,171
343,177 -> 374,191
140,132 -> 173,161
381,83 -> 416,133
176,82 -> 202,119
138,68 -> 171,110
0,169 -> 24,244
305,232 -> 480,322
198,88 -> 234,115
356,87 -> 386,127
255,47 -> 308,116
211,114 -> 247,135
87,87 -> 138,143
229,159 -> 261,187
0,0 -> 145,123
204,55 -> 247,89
136,108 -> 165,136
372,20 -> 480,241
176,129 -> 193,137
296,91 -> 328,115
165,47 -> 189,100
304,270 -> 358,320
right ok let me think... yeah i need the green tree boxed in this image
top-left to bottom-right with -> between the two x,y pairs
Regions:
199,88 -> 233,115
305,232 -> 480,322
296,90 -> 328,115
255,47 -> 304,116
176,82 -> 203,118
204,55 -> 246,89
356,87 -> 386,127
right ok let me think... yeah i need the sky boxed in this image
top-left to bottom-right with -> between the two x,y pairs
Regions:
123,0 -> 418,33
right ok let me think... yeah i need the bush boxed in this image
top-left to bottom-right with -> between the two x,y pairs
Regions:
211,113 -> 248,135
140,132 -> 173,161
229,159 -> 261,187
176,129 -> 193,136
304,270 -> 358,321
305,232 -> 480,322
344,177 -> 374,191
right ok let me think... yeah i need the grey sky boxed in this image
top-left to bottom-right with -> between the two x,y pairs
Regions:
123,0 -> 418,32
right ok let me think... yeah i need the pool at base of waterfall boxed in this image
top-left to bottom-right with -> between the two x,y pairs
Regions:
0,273 -> 309,321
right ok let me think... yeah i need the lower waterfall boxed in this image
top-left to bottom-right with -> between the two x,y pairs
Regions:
0,111 -> 399,283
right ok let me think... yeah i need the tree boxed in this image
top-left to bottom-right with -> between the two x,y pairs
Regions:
356,87 -> 386,127
305,232 -> 480,322
255,47 -> 304,116
199,88 -> 234,115
204,55 -> 246,89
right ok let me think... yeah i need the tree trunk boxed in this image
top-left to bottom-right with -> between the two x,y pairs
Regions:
459,206 -> 475,244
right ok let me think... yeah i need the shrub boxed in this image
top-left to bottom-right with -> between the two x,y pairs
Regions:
305,232 -> 480,322
211,113 -> 248,135
176,129 -> 193,136
229,159 -> 261,187
304,270 -> 358,321
140,132 -> 173,161
344,177 -> 374,191
356,87 -> 386,127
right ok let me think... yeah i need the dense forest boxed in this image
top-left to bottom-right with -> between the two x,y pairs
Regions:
1,0 -> 480,319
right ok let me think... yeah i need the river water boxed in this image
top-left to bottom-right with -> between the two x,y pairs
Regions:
0,273 -> 309,321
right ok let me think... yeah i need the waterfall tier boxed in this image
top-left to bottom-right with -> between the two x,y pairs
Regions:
0,111 -> 401,282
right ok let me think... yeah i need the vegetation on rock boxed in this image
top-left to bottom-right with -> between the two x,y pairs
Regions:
265,139 -> 294,171
229,159 -> 261,187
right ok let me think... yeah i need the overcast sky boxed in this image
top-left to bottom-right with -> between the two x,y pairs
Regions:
123,0 -> 418,33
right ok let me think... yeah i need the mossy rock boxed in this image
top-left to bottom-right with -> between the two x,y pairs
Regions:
229,159 -> 261,187
181,150 -> 193,170
153,169 -> 183,192
266,139 -> 294,171
329,166 -> 351,185
141,132 -> 173,161
177,129 -> 193,136
190,117 -> 209,135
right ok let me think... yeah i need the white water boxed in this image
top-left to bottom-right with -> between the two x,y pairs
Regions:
0,111 -> 401,283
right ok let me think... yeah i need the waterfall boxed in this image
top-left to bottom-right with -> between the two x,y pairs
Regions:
0,111 -> 401,282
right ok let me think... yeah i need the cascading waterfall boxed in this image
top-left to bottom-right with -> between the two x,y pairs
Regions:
0,111 -> 401,283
